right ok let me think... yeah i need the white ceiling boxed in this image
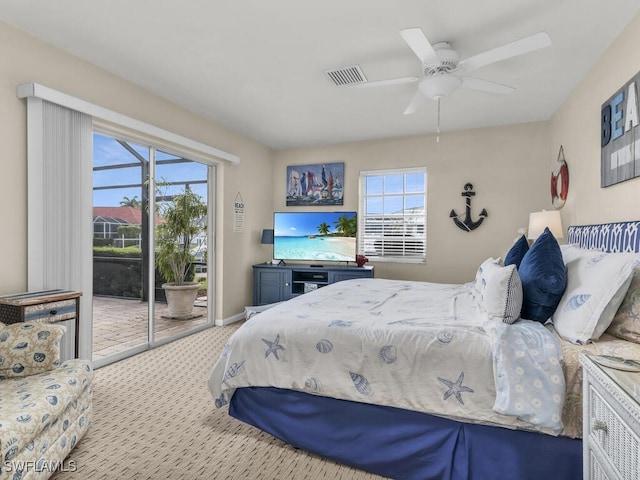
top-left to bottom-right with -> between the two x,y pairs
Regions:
1,0 -> 638,150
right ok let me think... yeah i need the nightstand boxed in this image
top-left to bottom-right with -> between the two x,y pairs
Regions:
0,289 -> 81,361
580,354 -> 640,480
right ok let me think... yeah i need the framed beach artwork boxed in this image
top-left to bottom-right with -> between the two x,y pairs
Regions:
286,162 -> 344,206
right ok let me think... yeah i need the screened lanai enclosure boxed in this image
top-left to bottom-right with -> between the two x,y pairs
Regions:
92,132 -> 214,367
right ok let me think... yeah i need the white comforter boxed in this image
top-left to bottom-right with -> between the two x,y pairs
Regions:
208,278 -> 565,435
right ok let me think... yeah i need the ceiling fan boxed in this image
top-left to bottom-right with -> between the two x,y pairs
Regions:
359,28 -> 552,116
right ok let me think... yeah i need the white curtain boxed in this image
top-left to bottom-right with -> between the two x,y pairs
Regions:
26,97 -> 93,359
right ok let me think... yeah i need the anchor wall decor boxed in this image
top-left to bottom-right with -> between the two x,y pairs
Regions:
449,183 -> 488,232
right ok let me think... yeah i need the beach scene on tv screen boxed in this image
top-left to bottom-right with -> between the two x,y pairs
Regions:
274,212 -> 356,262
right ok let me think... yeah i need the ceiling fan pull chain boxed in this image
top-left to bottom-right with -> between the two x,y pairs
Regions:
436,97 -> 441,144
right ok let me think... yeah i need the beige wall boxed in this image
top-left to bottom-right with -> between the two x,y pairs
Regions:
549,12 -> 640,227
0,21 -> 273,320
274,122 -> 550,284
2,9 -> 639,321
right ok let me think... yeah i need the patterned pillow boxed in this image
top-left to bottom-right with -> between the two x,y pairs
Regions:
552,244 -> 640,344
474,261 -> 523,324
606,266 -> 640,344
0,322 -> 65,378
473,257 -> 501,292
518,228 -> 567,324
505,234 -> 529,270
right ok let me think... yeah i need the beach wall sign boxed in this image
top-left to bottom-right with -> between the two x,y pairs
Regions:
601,70 -> 640,187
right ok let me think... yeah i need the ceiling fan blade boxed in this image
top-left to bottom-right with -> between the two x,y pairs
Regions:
399,27 -> 441,65
460,76 -> 514,95
403,89 -> 428,115
355,76 -> 420,88
459,32 -> 551,70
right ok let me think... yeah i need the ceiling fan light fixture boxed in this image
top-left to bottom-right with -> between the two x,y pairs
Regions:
419,75 -> 462,99
355,28 -> 552,116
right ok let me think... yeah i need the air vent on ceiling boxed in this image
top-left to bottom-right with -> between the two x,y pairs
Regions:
324,65 -> 367,86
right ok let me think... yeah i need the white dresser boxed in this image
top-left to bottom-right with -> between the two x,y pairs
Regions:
581,354 -> 640,480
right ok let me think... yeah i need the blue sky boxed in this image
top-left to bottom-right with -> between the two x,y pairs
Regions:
364,172 -> 425,215
93,133 -> 208,207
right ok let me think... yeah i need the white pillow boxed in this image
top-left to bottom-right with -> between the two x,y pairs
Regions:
474,259 -> 522,324
552,244 -> 640,344
473,257 -> 501,293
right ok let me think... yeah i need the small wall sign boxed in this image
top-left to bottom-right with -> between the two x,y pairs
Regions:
234,192 -> 245,233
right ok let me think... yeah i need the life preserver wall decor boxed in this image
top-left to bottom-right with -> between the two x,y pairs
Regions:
449,183 -> 488,232
551,146 -> 569,209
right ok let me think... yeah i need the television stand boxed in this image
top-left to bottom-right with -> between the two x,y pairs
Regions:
252,263 -> 374,306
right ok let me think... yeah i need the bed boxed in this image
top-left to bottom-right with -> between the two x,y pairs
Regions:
208,220 -> 640,480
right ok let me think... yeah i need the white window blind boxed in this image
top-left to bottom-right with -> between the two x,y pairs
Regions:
26,98 -> 94,358
358,167 -> 427,263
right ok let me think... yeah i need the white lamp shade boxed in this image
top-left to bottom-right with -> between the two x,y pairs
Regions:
527,210 -> 563,240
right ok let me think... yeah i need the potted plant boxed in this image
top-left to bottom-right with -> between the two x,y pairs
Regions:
156,188 -> 207,319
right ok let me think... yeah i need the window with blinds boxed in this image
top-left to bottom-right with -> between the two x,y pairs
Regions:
358,167 -> 427,263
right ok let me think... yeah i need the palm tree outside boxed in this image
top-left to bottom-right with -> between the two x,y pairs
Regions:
120,196 -> 142,208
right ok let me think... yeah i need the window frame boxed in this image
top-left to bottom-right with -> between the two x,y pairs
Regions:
358,167 -> 427,264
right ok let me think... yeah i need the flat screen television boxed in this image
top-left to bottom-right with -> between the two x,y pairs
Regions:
273,211 -> 357,263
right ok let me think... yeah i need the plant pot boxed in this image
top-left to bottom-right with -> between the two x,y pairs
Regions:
162,282 -> 200,319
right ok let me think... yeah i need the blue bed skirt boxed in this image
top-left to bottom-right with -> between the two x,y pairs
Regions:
230,387 -> 582,480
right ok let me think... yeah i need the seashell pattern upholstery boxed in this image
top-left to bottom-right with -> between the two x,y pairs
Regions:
0,322 -> 93,479
0,323 -> 66,379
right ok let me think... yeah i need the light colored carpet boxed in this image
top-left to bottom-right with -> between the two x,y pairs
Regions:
50,323 -> 387,480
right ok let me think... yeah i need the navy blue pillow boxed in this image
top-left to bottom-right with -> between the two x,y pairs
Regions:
518,228 -> 567,323
505,235 -> 529,269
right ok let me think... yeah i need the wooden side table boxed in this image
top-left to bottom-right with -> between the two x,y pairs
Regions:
0,289 -> 82,361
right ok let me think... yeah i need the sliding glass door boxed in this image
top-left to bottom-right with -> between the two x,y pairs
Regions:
92,132 -> 214,366
152,150 -> 210,343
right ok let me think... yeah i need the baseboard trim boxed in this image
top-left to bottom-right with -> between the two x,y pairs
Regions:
215,311 -> 245,326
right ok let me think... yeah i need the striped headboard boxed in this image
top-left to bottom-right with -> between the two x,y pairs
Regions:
566,221 -> 640,253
